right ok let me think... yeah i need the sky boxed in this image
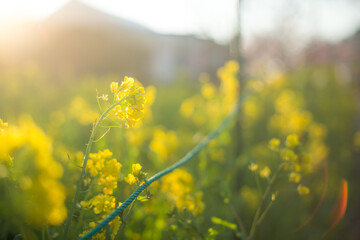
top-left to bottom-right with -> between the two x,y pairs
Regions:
0,0 -> 359,45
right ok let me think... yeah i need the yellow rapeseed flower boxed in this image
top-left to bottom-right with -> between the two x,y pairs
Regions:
150,128 -> 178,160
0,116 -> 67,226
180,98 -> 195,118
268,138 -> 280,150
248,163 -> 258,172
297,184 -> 310,195
0,118 -> 8,127
286,134 -> 299,147
289,172 -> 301,183
260,166 -> 271,178
110,82 -> 119,93
132,163 -> 142,176
160,169 -> 204,215
86,149 -> 122,195
107,77 -> 146,128
124,173 -> 136,185
271,193 -> 277,201
244,97 -> 262,123
281,149 -> 298,161
201,83 -> 216,99
0,118 -> 8,135
82,195 -> 116,215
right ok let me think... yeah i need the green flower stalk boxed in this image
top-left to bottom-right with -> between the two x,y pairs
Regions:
62,77 -> 146,240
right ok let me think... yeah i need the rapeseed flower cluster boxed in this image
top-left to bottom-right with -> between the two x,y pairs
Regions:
124,163 -> 146,186
80,149 -> 122,239
78,78 -> 149,239
270,89 -> 312,135
0,117 -> 66,226
160,169 -> 204,215
246,73 -> 327,198
270,88 -> 328,167
217,60 -> 240,110
150,128 -> 179,161
179,61 -> 240,166
86,149 -> 122,195
270,134 -> 311,195
102,76 -> 146,128
180,61 -> 240,128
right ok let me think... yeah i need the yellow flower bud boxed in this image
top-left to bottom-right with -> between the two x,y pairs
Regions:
110,82 -> 119,93
132,163 -> 142,176
271,193 -> 277,201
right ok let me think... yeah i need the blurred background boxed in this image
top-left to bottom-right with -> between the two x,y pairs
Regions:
1,0 -> 359,82
0,0 -> 360,239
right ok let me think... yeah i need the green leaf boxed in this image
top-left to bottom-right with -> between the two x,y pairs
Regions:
136,196 -> 149,202
211,217 -> 237,230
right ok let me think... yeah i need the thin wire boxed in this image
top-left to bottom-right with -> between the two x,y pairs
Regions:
78,91 -> 251,240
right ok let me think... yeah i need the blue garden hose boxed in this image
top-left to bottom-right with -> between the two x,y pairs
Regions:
78,91 -> 250,240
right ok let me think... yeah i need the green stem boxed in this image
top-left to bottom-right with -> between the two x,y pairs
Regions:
256,200 -> 273,226
248,164 -> 283,239
62,100 -> 124,240
254,171 -> 263,196
229,202 -> 247,238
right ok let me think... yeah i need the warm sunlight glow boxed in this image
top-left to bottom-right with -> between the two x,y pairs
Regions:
0,0 -> 359,43
0,0 -> 66,22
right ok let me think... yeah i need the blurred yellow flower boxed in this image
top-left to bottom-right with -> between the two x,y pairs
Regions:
271,193 -> 277,201
297,184 -> 310,195
244,97 -> 262,123
110,81 -> 119,93
150,128 -> 178,160
145,85 -> 156,106
180,98 -> 195,118
218,61 -> 240,110
289,172 -> 301,183
201,82 -> 216,99
281,149 -> 298,161
268,138 -> 280,150
0,118 -> 8,135
260,166 -> 271,178
286,134 -> 299,147
0,116 -> 67,226
249,163 -> 259,172
160,169 -> 204,215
